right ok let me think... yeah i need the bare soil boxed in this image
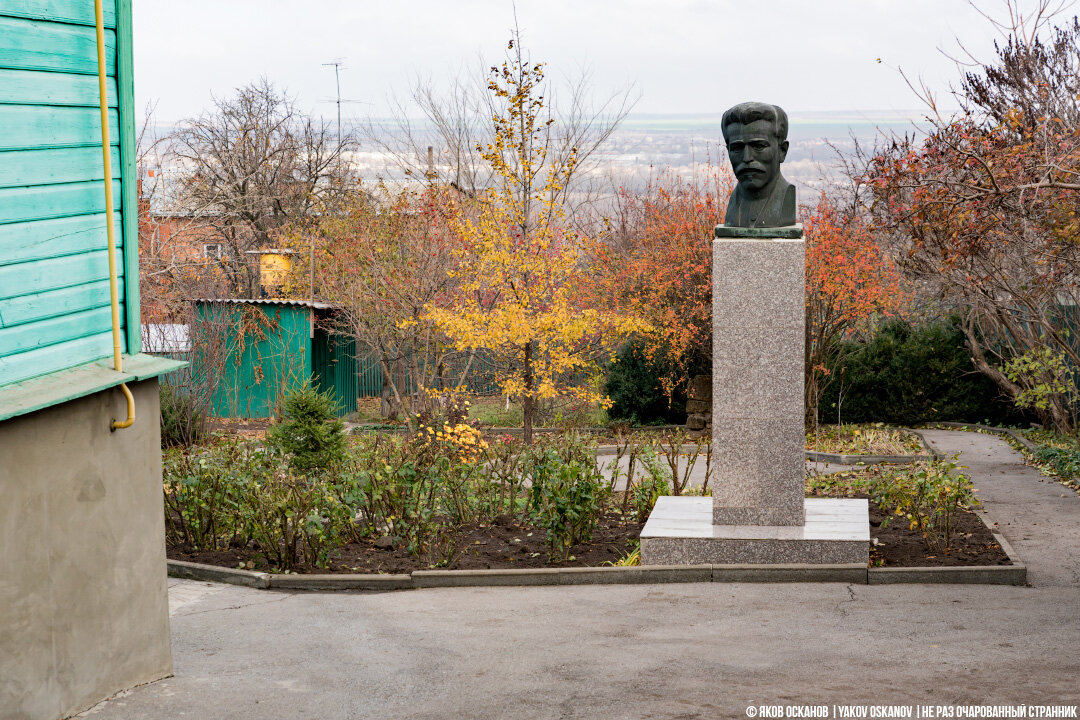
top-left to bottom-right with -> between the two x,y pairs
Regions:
166,499 -> 1009,574
867,499 -> 1010,567
169,507 -> 644,574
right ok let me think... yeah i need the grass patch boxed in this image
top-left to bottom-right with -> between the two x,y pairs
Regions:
467,395 -> 608,428
1018,428 -> 1080,493
347,395 -> 610,430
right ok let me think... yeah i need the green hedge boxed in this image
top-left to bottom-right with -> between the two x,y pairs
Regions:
818,317 -> 1025,426
605,339 -> 691,425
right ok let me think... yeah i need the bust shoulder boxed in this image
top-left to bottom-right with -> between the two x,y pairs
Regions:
723,175 -> 796,228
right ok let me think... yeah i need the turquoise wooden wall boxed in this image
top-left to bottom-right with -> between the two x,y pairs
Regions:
0,0 -> 140,387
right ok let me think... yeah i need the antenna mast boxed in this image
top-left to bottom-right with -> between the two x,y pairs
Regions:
322,59 -> 343,148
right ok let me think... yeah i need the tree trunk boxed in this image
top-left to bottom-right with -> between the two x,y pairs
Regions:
522,341 -> 534,445
380,377 -> 392,419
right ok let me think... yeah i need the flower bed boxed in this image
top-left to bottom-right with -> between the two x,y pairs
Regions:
806,423 -> 925,456
165,387 -> 1007,574
164,415 -> 670,573
807,459 -> 1010,567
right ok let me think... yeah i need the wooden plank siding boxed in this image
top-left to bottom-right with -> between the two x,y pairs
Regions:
0,0 -> 139,388
0,106 -> 121,150
0,279 -> 125,327
0,0 -> 117,29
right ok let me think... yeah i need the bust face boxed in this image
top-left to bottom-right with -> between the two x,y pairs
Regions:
725,119 -> 789,194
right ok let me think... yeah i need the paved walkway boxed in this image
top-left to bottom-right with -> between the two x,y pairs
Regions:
79,430 -> 1080,719
918,429 -> 1080,587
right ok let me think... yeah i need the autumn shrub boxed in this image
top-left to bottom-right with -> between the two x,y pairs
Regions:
587,167 -> 727,414
160,383 -> 206,448
165,422 -> 620,569
871,456 -> 979,552
1003,346 -> 1079,425
240,462 -> 354,570
344,405 -> 500,563
162,436 -> 352,569
414,394 -> 489,465
343,433 -> 447,557
267,382 -> 347,474
527,444 -> 605,563
162,437 -> 264,549
630,450 -> 670,523
482,434 -> 530,518
820,317 -> 1023,426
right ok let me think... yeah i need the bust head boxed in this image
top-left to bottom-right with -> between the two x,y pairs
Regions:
721,102 -> 790,197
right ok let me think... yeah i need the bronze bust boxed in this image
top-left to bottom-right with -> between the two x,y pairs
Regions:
721,102 -> 796,228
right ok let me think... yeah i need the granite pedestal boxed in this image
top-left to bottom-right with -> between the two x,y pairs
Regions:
640,224 -> 869,566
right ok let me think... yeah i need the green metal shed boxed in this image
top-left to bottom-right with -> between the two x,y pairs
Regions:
196,299 -> 358,418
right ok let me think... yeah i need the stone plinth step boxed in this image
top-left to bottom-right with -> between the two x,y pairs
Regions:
640,496 -> 869,565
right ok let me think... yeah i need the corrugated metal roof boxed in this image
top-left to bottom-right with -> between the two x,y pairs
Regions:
194,298 -> 335,310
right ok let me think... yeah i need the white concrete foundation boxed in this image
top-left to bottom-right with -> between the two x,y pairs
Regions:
640,496 -> 870,565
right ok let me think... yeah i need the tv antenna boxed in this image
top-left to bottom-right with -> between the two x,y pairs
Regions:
322,59 -> 344,148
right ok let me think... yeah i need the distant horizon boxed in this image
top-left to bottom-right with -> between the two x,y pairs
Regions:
147,108 -> 940,132
133,2 -> 1011,124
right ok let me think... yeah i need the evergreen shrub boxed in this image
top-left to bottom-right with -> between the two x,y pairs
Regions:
605,339 -> 689,425
819,317 -> 1024,426
268,382 -> 347,473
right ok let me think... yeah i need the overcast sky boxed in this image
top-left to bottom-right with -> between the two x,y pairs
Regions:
132,0 -> 1019,124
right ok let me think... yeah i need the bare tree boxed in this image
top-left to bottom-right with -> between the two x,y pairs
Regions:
362,24 -> 637,214
285,184 -> 474,430
867,0 -> 1080,432
169,78 -> 357,296
960,13 -> 1080,132
363,72 -> 495,196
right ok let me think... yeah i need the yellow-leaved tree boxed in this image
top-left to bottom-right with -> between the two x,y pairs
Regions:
426,37 -> 644,443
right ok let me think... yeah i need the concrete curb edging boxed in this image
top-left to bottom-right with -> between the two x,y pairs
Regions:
268,573 -> 413,591
167,559 -> 271,588
866,565 -> 1025,584
168,550 -> 1026,591
167,560 -> 875,590
804,450 -> 932,465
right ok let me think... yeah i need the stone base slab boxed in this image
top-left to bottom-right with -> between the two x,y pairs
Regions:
640,496 -> 869,565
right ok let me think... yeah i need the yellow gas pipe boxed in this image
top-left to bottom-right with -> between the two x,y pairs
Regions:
95,0 -> 134,430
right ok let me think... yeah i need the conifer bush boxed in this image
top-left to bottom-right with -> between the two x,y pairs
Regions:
605,340 -> 689,425
268,382 -> 347,474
